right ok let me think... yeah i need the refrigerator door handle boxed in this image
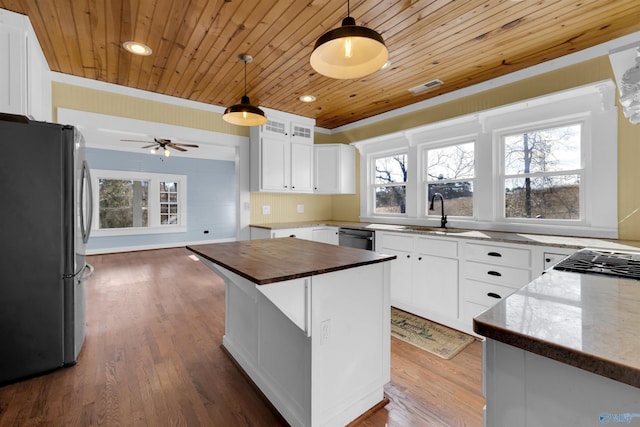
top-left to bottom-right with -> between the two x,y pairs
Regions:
80,160 -> 93,243
82,263 -> 95,281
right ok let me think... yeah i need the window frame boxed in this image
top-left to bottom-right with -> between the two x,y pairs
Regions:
495,119 -> 586,225
370,150 -> 409,217
92,169 -> 188,236
420,138 -> 477,220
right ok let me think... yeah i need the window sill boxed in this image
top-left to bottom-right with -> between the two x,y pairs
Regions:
91,226 -> 187,237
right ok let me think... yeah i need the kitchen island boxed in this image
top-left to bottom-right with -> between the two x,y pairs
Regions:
474,268 -> 640,427
187,238 -> 396,427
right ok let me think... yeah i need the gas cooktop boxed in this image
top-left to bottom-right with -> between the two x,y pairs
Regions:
553,249 -> 640,280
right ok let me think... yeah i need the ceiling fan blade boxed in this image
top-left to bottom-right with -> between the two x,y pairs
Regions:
167,143 -> 187,152
141,144 -> 158,149
121,139 -> 153,142
172,143 -> 200,148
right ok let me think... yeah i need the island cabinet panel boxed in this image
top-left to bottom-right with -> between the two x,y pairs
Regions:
484,338 -> 640,427
191,240 -> 392,427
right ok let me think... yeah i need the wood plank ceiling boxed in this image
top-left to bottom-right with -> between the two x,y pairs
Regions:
2,0 -> 639,129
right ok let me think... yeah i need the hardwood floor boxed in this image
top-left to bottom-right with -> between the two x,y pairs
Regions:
0,247 -> 485,426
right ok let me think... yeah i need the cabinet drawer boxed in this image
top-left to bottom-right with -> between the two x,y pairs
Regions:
378,233 -> 413,252
465,242 -> 531,268
463,279 -> 519,306
415,236 -> 458,258
465,261 -> 531,287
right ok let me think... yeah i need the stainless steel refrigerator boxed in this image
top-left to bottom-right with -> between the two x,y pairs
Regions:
0,113 -> 94,384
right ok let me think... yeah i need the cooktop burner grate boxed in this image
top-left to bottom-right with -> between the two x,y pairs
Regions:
553,249 -> 640,280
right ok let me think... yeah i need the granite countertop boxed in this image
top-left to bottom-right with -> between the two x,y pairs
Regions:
473,270 -> 640,388
250,221 -> 640,251
187,238 -> 396,285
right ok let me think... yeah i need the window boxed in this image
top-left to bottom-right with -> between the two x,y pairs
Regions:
99,179 -> 149,228
92,170 -> 187,236
160,181 -> 179,224
374,153 -> 407,214
424,142 -> 475,217
501,123 -> 581,220
354,82 -> 617,237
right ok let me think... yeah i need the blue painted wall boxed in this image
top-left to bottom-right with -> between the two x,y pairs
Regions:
86,148 -> 236,252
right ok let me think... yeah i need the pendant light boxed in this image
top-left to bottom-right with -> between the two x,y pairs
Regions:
223,54 -> 268,126
310,0 -> 388,79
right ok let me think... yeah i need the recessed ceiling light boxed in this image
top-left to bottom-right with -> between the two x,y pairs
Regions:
122,41 -> 152,56
299,95 -> 317,103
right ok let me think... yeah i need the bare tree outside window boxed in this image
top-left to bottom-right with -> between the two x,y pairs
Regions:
374,154 -> 407,214
503,124 -> 581,219
425,142 -> 475,217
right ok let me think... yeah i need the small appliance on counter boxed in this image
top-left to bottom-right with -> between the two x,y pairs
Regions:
0,113 -> 94,385
552,248 -> 640,280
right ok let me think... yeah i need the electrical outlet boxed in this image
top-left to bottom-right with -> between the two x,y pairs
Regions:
320,319 -> 331,345
297,204 -> 304,213
262,205 -> 271,215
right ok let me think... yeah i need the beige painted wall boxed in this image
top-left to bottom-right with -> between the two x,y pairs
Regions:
51,55 -> 640,240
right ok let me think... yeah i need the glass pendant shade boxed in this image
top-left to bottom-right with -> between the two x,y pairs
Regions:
223,95 -> 268,126
310,16 -> 388,79
223,54 -> 268,126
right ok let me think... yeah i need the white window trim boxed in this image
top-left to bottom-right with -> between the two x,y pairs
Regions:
353,80 -> 618,238
91,169 -> 188,236
369,149 -> 409,217
419,136 -> 478,221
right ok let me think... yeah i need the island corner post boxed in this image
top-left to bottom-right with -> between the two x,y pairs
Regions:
187,238 -> 396,427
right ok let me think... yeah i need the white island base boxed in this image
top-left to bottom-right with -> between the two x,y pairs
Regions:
198,258 -> 391,427
484,338 -> 640,427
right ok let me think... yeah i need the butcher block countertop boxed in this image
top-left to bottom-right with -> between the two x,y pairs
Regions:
187,238 -> 396,285
474,270 -> 640,388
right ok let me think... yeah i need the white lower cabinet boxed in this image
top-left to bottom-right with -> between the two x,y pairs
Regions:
378,231 -> 576,335
377,231 -> 459,328
250,226 -> 339,245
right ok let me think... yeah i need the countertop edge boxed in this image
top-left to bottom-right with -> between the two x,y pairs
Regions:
187,242 -> 396,285
250,221 -> 640,251
473,319 -> 640,389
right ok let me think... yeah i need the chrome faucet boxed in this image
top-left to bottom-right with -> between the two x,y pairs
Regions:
429,192 -> 448,228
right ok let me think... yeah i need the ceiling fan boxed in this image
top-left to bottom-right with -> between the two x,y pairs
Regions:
121,138 -> 199,157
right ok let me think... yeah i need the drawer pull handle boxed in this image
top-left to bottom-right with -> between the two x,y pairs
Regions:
289,234 -> 296,238
487,270 -> 502,277
487,251 -> 502,257
406,254 -> 411,258
487,292 -> 502,299
418,256 -> 422,260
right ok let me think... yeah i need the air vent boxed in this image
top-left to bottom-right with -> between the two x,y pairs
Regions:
408,79 -> 443,95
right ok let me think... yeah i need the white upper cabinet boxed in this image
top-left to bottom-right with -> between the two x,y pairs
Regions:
250,108 -> 315,193
0,9 -> 51,121
314,144 -> 356,194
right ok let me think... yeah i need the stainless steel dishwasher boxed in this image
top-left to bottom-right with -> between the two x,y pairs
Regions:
338,227 -> 375,250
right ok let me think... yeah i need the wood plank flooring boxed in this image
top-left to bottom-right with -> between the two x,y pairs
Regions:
0,247 -> 485,426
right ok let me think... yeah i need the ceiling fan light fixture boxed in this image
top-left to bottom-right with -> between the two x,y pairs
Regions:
223,54 -> 268,127
164,147 -> 171,157
310,3 -> 388,79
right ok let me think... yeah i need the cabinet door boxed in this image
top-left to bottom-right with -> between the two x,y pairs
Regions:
385,248 -> 413,305
413,254 -> 459,318
261,137 -> 289,191
290,142 -> 313,192
290,121 -> 314,143
314,145 -> 339,193
0,24 -> 25,116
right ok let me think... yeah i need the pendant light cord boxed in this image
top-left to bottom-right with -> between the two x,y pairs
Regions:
347,0 -> 350,17
244,59 -> 247,97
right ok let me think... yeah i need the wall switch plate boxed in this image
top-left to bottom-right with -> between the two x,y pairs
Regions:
320,319 -> 330,345
297,204 -> 304,213
262,205 -> 271,215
